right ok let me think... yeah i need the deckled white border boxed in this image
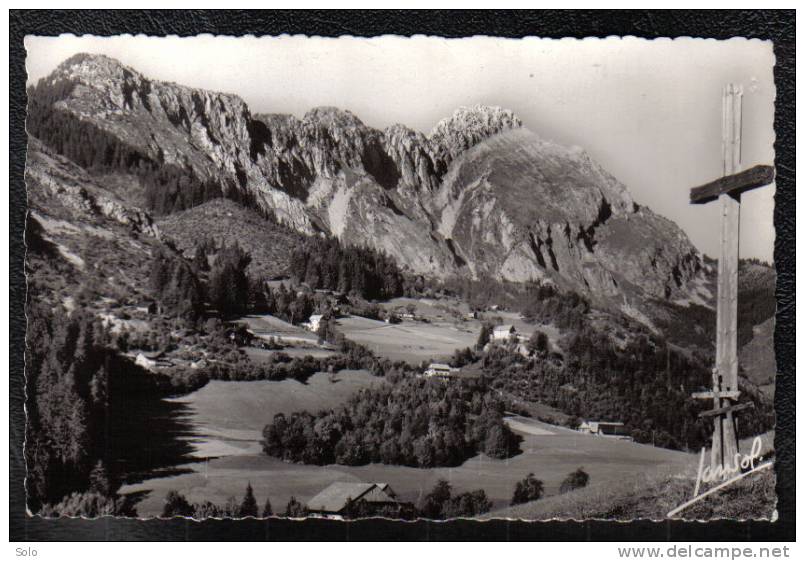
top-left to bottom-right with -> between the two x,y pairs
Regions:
11,24 -> 776,544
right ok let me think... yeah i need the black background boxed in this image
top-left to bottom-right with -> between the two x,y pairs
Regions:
9,9 -> 795,542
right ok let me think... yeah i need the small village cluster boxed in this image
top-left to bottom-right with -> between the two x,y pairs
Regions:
421,324 -> 528,380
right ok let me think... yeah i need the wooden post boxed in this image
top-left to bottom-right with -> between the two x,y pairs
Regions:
712,84 -> 742,469
718,83 -> 742,394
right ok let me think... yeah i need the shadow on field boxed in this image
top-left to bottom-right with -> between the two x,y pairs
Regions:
107,396 -> 201,486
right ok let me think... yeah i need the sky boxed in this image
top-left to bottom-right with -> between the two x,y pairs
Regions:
25,35 -> 776,262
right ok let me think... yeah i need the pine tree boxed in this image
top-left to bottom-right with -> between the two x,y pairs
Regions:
284,496 -> 307,517
208,243 -> 251,318
527,330 -> 549,355
90,365 -> 108,406
239,482 -> 259,517
262,497 -> 273,517
193,244 -> 209,272
476,323 -> 492,350
149,249 -> 171,295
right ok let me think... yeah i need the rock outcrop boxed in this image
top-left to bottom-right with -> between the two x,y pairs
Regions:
26,139 -> 161,239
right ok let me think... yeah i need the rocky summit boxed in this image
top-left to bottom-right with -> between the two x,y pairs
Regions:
27,53 -> 709,314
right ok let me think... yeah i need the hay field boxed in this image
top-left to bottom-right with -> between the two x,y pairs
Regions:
238,313 -> 320,345
121,408 -> 693,518
335,314 -> 479,363
244,347 -> 337,362
160,370 -> 381,459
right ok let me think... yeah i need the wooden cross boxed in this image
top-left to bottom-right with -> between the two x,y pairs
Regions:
689,84 -> 774,472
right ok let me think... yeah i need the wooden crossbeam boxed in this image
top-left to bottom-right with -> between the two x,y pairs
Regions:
698,401 -> 754,419
690,164 -> 775,204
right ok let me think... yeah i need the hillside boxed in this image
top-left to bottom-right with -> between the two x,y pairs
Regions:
25,138 -> 162,313
483,467 -> 775,521
26,53 -> 712,323
156,199 -> 305,280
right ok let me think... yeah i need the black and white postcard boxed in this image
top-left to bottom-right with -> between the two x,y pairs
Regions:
14,20 -> 792,541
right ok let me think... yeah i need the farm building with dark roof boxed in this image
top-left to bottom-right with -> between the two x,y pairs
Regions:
306,482 -> 409,518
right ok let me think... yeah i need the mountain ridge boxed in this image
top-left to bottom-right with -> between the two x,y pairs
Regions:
27,52 -> 709,317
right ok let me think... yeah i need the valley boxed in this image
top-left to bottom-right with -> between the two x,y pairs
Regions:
22,53 -> 777,520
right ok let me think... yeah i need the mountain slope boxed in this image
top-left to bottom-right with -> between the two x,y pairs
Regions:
156,198 -> 306,280
25,138 -> 163,313
27,53 -> 709,314
432,128 -> 704,303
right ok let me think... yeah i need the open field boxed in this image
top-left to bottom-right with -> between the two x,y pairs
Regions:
238,313 -> 320,345
160,370 -> 380,458
504,415 -> 557,436
239,304 -> 561,367
380,297 -> 472,321
336,313 -> 480,363
373,298 -> 562,358
120,399 -> 695,517
244,347 -> 337,362
336,308 -> 560,364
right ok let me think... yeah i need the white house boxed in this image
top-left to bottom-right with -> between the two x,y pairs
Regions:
134,351 -> 173,372
135,353 -> 157,370
492,324 -> 516,341
423,363 -> 457,378
306,314 -> 324,332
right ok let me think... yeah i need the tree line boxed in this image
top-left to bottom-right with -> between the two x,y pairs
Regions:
149,246 -> 205,319
438,275 -> 590,331
161,483 -> 272,519
149,233 -> 411,325
158,468 -> 590,520
149,241 -> 253,320
288,236 -> 406,301
262,375 -> 522,468
25,302 -> 169,511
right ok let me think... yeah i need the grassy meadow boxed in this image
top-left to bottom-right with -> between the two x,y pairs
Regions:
485,462 -> 776,521
119,382 -> 694,518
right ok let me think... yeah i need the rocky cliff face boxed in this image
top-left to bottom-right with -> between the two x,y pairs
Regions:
431,128 -> 704,304
28,53 -> 708,311
26,138 -> 161,239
